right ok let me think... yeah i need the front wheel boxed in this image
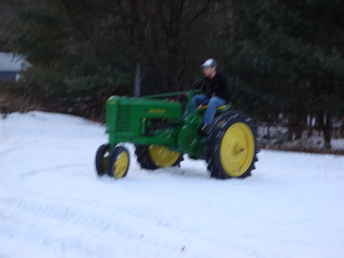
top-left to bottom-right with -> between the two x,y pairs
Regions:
207,112 -> 259,179
95,144 -> 110,176
107,146 -> 130,179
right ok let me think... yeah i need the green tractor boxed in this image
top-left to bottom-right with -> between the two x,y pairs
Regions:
95,91 -> 259,180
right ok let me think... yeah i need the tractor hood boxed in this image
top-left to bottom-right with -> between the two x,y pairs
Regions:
106,96 -> 182,141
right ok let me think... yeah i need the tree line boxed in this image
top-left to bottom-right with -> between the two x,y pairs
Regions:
1,0 -> 344,150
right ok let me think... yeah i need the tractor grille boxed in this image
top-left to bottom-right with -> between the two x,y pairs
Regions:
116,105 -> 131,132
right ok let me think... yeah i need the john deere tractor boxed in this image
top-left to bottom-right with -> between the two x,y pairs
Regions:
95,91 -> 259,180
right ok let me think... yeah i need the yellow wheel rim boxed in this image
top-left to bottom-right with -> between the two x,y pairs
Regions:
148,145 -> 181,168
112,152 -> 129,178
220,122 -> 255,177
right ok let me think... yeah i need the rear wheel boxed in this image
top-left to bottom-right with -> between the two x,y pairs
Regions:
135,145 -> 183,170
207,112 -> 259,179
107,146 -> 130,179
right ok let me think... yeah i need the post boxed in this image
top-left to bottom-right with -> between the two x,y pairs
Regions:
134,63 -> 141,97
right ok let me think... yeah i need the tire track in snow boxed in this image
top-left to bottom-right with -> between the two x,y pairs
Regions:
0,140 -> 41,155
0,146 -> 20,156
0,197 -> 264,258
20,163 -> 89,178
0,196 -> 196,237
0,197 -> 201,258
0,221 -> 106,258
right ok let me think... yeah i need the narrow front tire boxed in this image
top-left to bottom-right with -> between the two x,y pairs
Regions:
95,144 -> 110,177
107,146 -> 130,179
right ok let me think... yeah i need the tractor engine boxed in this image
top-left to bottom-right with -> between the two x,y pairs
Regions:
106,96 -> 182,145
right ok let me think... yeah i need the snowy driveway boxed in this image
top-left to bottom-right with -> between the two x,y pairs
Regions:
1,112 -> 344,258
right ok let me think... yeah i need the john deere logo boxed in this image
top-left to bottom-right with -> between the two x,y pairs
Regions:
149,109 -> 166,113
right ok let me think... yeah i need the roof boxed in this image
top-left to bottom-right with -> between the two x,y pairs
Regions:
0,52 -> 27,71
0,71 -> 18,81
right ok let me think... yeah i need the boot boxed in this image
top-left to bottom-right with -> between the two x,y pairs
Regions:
199,124 -> 211,136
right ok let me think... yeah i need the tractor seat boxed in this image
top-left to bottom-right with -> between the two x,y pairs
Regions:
197,104 -> 231,111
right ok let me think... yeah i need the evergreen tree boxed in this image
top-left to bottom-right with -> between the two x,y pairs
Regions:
223,0 -> 344,148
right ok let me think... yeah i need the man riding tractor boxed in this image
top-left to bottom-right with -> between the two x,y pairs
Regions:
190,58 -> 229,134
95,58 -> 258,180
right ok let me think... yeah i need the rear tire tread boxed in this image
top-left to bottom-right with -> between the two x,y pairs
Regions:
207,111 -> 259,179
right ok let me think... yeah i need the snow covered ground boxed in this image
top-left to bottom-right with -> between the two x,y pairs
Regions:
1,111 -> 344,258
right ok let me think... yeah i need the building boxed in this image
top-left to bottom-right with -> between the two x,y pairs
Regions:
0,52 -> 28,82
